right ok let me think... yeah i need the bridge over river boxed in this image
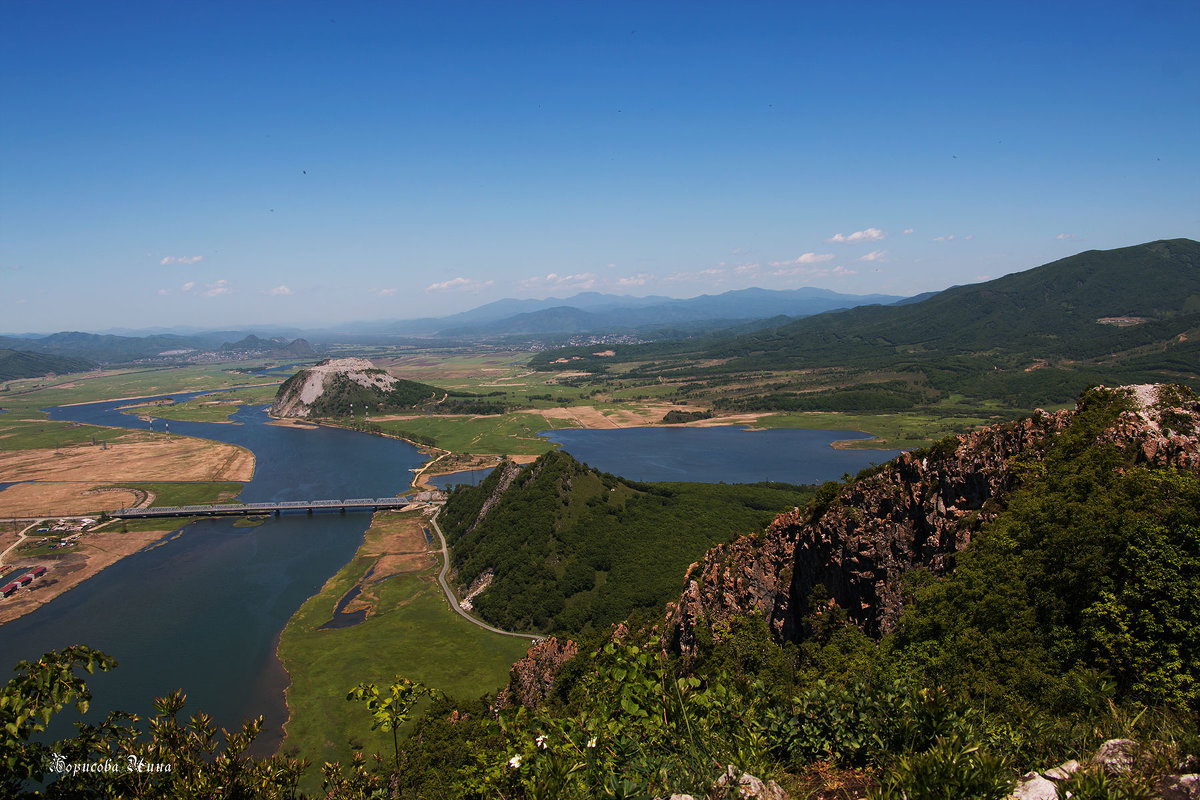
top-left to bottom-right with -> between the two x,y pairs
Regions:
110,496 -> 436,519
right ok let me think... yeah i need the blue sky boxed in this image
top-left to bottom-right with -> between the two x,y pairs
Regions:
2,1 -> 1198,333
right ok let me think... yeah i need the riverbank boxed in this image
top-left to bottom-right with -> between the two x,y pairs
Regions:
276,508 -> 530,792
0,517 -> 183,625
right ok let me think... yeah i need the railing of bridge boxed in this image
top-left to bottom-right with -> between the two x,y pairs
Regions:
111,497 -> 416,518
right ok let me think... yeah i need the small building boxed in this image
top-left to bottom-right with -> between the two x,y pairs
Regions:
1,582 -> 18,597
32,566 -> 47,578
17,574 -> 33,586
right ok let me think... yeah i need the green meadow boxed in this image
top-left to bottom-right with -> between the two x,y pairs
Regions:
276,510 -> 530,789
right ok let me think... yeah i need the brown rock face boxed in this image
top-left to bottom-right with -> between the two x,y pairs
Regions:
496,636 -> 579,709
664,385 -> 1200,655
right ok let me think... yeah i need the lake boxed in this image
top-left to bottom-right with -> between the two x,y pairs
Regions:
539,426 -> 902,484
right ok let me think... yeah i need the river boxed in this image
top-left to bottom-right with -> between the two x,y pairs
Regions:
0,395 -> 426,752
0,396 -> 903,754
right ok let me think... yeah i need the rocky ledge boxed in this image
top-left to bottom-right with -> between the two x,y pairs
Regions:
664,384 -> 1200,654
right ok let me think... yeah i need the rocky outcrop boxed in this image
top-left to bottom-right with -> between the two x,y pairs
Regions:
1009,739 -> 1200,800
495,636 -> 579,709
269,358 -> 403,418
665,385 -> 1200,654
467,460 -> 523,534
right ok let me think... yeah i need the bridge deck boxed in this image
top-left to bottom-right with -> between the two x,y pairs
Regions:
111,497 -> 413,519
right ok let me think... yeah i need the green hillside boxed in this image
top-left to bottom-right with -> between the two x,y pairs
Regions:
440,451 -> 814,634
0,349 -> 96,381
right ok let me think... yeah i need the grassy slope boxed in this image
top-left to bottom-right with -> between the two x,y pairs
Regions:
277,510 -> 530,785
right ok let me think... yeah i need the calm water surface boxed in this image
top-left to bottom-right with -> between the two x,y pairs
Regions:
0,396 -> 425,751
540,426 -> 902,484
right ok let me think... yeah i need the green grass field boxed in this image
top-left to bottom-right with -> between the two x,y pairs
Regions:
0,363 -> 286,418
0,418 -> 146,451
277,510 -> 531,788
105,481 -> 245,506
750,410 -> 1001,449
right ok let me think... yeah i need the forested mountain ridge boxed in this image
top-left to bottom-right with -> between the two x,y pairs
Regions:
527,239 -> 1200,410
439,450 -> 815,634
0,349 -> 96,381
534,239 -> 1200,370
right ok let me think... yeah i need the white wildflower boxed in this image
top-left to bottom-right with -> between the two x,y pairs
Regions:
535,734 -> 547,750
587,737 -> 597,748
508,754 -> 521,768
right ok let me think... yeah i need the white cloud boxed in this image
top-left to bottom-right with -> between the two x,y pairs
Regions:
858,250 -> 888,262
160,255 -> 203,266
15,297 -> 27,304
1056,233 -> 1074,240
964,234 -> 974,240
734,262 -> 760,275
181,281 -> 196,292
768,252 -> 834,268
519,272 -> 596,291
933,235 -> 954,242
974,274 -> 992,281
369,287 -> 398,297
933,233 -> 973,242
267,285 -> 292,296
157,288 -> 171,296
827,227 -> 886,244
616,273 -> 652,287
426,276 -> 495,292
903,228 -> 914,235
202,279 -> 232,297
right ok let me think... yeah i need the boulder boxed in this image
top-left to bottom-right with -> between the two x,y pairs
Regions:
1156,774 -> 1200,800
1009,771 -> 1058,800
713,766 -> 788,800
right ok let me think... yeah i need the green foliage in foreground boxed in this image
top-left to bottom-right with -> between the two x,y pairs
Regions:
441,451 -> 815,634
889,393 -> 1200,719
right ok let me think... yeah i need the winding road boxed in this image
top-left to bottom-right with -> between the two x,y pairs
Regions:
427,507 -> 541,643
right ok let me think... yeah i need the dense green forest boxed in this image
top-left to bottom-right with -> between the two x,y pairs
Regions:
0,349 -> 96,381
440,450 -> 815,633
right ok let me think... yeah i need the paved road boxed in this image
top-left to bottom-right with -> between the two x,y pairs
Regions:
428,508 -> 541,643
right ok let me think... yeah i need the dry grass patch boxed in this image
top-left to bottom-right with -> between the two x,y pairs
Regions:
0,434 -> 254,483
527,404 -> 708,429
0,484 -> 144,518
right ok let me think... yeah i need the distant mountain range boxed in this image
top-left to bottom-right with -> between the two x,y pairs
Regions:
433,287 -> 906,337
0,331 -> 318,379
529,238 -> 1200,407
0,286 -> 912,371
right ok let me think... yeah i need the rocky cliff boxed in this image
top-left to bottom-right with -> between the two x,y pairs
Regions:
269,358 -> 438,418
664,384 -> 1200,654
